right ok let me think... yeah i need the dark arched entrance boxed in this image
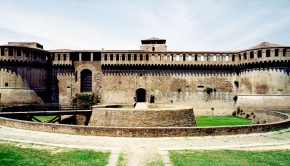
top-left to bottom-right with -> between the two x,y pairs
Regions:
81,69 -> 92,92
136,88 -> 146,102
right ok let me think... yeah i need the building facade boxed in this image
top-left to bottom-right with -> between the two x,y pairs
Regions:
1,38 -> 290,113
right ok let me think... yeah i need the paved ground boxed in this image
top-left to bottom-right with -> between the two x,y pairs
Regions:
0,126 -> 289,166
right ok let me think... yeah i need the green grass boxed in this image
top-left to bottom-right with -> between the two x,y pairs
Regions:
32,116 -> 56,122
0,142 -> 110,166
170,150 -> 290,166
195,116 -> 251,127
146,159 -> 164,166
117,153 -> 126,166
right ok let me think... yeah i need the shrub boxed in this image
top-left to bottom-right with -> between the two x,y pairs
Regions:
246,114 -> 250,118
232,111 -> 237,116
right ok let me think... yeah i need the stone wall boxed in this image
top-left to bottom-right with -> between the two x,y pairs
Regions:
0,110 -> 288,137
90,105 -> 195,127
101,70 -> 236,111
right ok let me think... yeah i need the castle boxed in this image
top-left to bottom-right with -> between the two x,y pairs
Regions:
1,38 -> 289,114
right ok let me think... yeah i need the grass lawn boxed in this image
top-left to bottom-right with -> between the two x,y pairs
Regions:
0,141 -> 110,166
32,116 -> 56,122
170,150 -> 290,166
195,116 -> 251,127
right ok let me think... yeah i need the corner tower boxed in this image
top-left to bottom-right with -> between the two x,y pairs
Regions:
140,37 -> 167,52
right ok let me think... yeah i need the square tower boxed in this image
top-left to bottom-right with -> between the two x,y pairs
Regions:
140,37 -> 167,52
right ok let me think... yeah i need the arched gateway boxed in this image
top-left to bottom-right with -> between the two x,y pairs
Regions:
136,88 -> 146,102
81,69 -> 92,92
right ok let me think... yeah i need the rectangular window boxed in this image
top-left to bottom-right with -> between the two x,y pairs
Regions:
17,49 -> 21,56
63,54 -> 67,61
146,54 -> 149,61
232,55 -> 235,61
93,52 -> 101,61
134,54 -> 137,61
4,48 -> 8,56
82,52 -> 91,61
58,54 -> 61,61
183,54 -> 186,61
122,54 -> 125,61
140,54 -> 143,61
128,54 -> 131,61
266,50 -> 271,57
258,50 -> 262,58
244,53 -> 247,59
275,49 -> 279,57
104,54 -> 107,61
110,54 -> 113,61
116,54 -> 119,61
195,55 -> 197,61
250,51 -> 254,59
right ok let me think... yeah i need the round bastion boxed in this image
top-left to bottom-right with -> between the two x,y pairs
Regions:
90,104 -> 196,127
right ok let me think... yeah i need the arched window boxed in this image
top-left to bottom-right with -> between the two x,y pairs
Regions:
152,47 -> 155,51
81,69 -> 92,92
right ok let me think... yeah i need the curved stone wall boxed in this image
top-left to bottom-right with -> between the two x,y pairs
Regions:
0,45 -> 51,104
89,104 -> 195,127
0,109 -> 288,137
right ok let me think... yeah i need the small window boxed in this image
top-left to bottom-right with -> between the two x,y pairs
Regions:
104,54 -> 107,61
171,54 -> 174,61
158,54 -> 161,61
250,51 -> 254,59
17,49 -> 21,56
5,83 -> 8,87
183,54 -> 186,61
52,54 -> 55,60
283,49 -> 286,57
152,47 -> 155,51
275,49 -> 279,57
266,49 -> 270,57
243,53 -> 247,59
232,55 -> 235,61
140,54 -> 143,61
195,55 -> 197,61
122,54 -> 125,61
63,54 -> 67,61
258,50 -> 262,58
134,54 -> 137,61
146,54 -> 149,61
128,54 -> 131,61
58,54 -> 61,61
116,54 -> 119,61
110,54 -> 113,61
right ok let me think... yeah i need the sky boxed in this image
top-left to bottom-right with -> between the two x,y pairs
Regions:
0,0 -> 290,51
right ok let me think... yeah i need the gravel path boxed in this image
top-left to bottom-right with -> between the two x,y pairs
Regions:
0,126 -> 289,166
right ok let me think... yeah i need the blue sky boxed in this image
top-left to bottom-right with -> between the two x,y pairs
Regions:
0,0 -> 290,51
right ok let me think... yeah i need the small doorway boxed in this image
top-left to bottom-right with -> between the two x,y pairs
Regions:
136,88 -> 146,102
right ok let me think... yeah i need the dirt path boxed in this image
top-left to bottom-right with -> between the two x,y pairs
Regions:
0,126 -> 289,166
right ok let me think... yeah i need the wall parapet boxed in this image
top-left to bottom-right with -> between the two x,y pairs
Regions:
0,110 -> 288,137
